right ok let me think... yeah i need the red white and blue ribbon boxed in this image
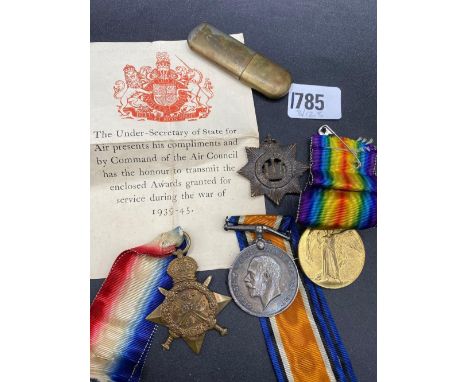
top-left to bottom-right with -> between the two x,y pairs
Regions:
90,227 -> 185,382
91,221 -> 356,381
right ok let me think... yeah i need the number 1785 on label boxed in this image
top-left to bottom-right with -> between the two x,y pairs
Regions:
287,83 -> 341,120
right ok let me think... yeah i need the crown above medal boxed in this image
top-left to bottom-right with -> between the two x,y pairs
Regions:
167,253 -> 198,283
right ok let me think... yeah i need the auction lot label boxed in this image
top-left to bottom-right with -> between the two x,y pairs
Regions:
288,83 -> 341,120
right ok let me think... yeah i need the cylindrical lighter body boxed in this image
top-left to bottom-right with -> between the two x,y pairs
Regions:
188,23 -> 292,99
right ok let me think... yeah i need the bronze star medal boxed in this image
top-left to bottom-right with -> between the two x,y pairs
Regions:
146,248 -> 231,354
238,136 -> 309,205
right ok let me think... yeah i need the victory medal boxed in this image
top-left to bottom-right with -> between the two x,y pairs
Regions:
298,229 -> 366,289
146,235 -> 231,354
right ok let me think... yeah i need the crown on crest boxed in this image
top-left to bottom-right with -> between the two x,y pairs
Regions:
167,254 -> 198,283
156,52 -> 171,67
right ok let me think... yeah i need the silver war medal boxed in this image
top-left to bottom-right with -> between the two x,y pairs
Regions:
224,220 -> 299,317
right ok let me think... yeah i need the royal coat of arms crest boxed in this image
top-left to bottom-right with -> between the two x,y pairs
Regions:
113,52 -> 214,122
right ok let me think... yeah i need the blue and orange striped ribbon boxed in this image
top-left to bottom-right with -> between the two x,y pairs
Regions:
228,215 -> 357,382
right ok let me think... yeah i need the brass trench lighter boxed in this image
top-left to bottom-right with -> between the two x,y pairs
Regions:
188,23 -> 292,99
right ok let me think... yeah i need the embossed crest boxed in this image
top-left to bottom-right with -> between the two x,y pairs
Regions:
113,52 -> 214,122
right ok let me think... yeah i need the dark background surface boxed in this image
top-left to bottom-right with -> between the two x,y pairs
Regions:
91,1 -> 376,381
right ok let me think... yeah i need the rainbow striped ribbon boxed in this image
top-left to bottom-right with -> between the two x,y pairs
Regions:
90,228 -> 185,382
228,215 -> 357,382
297,134 -> 377,229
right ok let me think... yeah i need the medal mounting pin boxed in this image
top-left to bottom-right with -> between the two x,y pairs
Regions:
318,125 -> 362,169
224,218 -> 291,250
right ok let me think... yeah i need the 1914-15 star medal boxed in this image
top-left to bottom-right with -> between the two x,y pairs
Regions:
146,249 -> 231,354
238,136 -> 309,205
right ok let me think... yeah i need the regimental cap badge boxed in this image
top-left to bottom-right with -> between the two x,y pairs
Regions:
238,136 -> 309,205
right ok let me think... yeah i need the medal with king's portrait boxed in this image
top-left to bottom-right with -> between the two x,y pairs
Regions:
113,52 -> 214,122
